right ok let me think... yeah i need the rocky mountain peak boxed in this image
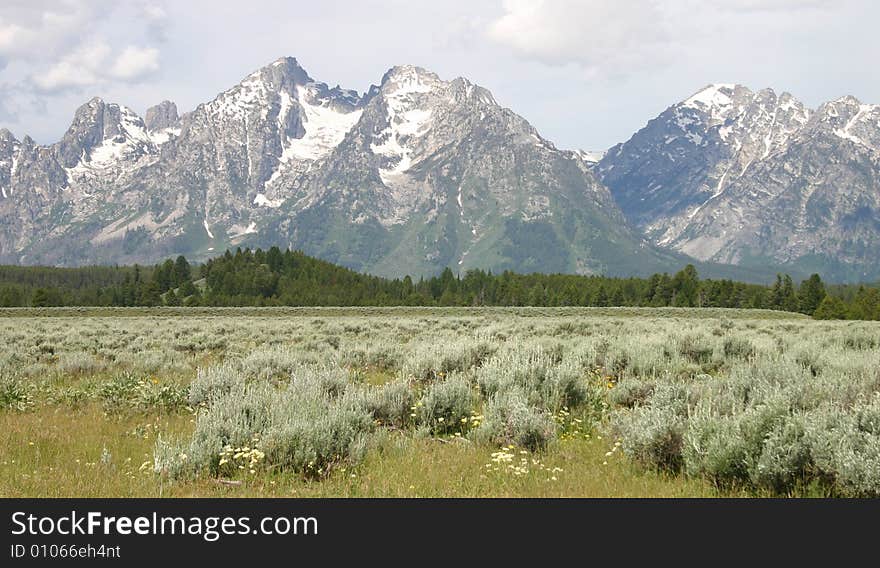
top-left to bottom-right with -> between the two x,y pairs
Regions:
811,96 -> 880,151
57,97 -> 118,167
381,65 -> 440,87
145,100 -> 179,132
54,98 -> 158,175
200,57 -> 317,124
681,83 -> 746,121
256,56 -> 314,92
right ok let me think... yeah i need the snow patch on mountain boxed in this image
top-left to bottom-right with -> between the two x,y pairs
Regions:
148,127 -> 181,145
253,193 -> 283,208
371,69 -> 436,185
65,105 -> 157,179
833,104 -> 878,149
229,222 -> 258,238
576,150 -> 606,165
683,84 -> 737,119
285,85 -> 363,161
207,73 -> 270,122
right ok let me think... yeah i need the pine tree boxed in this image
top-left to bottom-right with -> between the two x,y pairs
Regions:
165,288 -> 181,306
797,274 -> 826,315
813,296 -> 848,320
32,288 -> 50,307
173,256 -> 192,286
781,275 -> 798,312
672,264 -> 700,307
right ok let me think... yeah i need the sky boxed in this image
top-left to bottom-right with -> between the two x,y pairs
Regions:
1,0 -> 878,151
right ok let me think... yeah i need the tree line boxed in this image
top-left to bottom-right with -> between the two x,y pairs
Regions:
1,247 -> 878,320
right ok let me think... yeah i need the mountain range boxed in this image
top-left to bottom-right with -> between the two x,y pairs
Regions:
1,58 -> 878,282
596,84 -> 880,282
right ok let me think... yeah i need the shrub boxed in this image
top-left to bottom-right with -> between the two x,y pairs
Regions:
239,346 -> 306,381
843,333 -> 877,351
722,337 -> 756,359
0,376 -> 33,411
476,348 -> 592,411
402,340 -> 495,381
678,334 -> 714,364
806,398 -> 880,497
751,414 -> 813,493
341,345 -> 400,372
794,350 -> 823,377
357,379 -> 417,428
260,404 -> 373,478
57,351 -> 106,375
682,414 -> 751,484
608,380 -> 655,409
474,389 -> 556,451
188,364 -> 241,406
610,405 -> 686,472
291,365 -> 349,398
158,369 -> 374,479
416,375 -> 476,435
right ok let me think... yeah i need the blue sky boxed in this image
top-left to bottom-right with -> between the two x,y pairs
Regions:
1,0 -> 877,151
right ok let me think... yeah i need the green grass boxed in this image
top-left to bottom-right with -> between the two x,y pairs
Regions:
0,405 -> 723,498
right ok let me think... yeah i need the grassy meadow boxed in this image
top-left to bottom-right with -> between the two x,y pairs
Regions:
1,307 -> 878,498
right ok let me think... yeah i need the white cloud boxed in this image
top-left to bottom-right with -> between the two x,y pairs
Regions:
32,41 -> 159,92
485,0 -> 840,75
1,1 -> 164,93
0,1 -> 114,61
109,46 -> 160,80
141,2 -> 168,21
703,0 -> 837,11
32,42 -> 109,91
487,0 -> 669,73
139,1 -> 170,41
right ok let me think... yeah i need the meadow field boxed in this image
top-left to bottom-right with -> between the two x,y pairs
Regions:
1,307 -> 878,498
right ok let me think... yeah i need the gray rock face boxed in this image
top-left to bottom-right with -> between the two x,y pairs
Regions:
0,57 -> 673,277
597,84 -> 880,280
145,101 -> 179,132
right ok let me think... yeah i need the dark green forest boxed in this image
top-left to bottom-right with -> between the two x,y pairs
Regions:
0,247 -> 877,320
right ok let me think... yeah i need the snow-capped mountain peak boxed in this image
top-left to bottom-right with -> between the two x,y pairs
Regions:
597,82 -> 880,279
682,83 -> 739,116
815,96 -> 880,150
380,65 -> 440,92
59,99 -> 159,177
